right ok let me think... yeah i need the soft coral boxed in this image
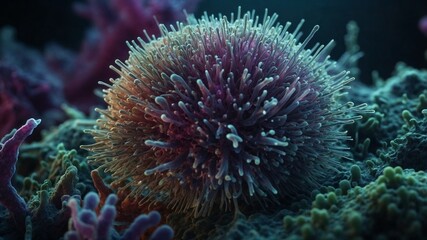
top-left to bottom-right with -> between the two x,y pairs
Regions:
0,118 -> 40,228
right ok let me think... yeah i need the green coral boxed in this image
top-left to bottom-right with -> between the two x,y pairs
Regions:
283,167 -> 427,240
18,112 -> 96,200
347,64 -> 427,161
379,108 -> 427,171
19,143 -> 94,201
0,120 -> 89,239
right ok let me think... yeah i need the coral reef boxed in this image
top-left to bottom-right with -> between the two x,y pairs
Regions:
0,118 -> 85,239
1,1 -> 426,239
0,119 -> 173,239
0,0 -> 204,238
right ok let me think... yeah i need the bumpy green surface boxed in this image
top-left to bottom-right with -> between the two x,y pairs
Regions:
283,167 -> 427,240
347,64 -> 427,160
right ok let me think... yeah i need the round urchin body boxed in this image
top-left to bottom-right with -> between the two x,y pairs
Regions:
84,9 -> 366,217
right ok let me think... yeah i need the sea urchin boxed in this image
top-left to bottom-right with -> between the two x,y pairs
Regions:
83,8 -> 368,217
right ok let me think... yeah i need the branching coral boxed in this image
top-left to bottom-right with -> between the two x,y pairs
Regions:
84,8 -> 370,218
1,117 -> 172,239
0,118 -> 90,239
0,118 -> 40,228
65,192 -> 173,240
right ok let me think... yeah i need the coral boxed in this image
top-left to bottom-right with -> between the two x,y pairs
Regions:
89,169 -> 144,224
346,64 -> 427,162
17,111 -> 97,199
64,192 -> 174,240
1,117 -> 93,239
2,145 -> 88,239
373,63 -> 427,99
27,177 -> 78,239
16,121 -> 96,239
0,118 -> 40,229
0,127 -> 170,239
47,0 -> 202,110
283,166 -> 427,239
379,108 -> 427,171
351,65 -> 427,172
419,15 -> 427,37
332,21 -> 364,80
19,143 -> 93,202
345,107 -> 381,160
0,28 -> 65,138
84,8 -> 370,218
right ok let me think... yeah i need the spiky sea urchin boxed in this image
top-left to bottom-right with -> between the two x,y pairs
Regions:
83,8 -> 368,217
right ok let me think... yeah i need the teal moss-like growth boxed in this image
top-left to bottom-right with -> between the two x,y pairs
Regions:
0,119 -> 78,239
283,166 -> 427,239
378,102 -> 427,171
347,64 -> 427,159
19,118 -> 97,201
373,64 -> 427,144
1,145 -> 85,239
344,64 -> 427,188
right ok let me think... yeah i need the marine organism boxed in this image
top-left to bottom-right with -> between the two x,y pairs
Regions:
84,8 -> 368,217
283,166 -> 427,239
64,192 -> 173,240
0,118 -> 40,228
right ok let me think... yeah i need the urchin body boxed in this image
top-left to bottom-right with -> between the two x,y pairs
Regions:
85,9 -> 364,216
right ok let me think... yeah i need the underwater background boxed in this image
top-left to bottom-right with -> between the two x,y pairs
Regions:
1,0 -> 427,239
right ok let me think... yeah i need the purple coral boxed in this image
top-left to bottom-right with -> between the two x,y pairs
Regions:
84,9 -> 368,217
0,118 -> 40,228
419,15 -> 427,37
65,192 -> 173,240
47,0 -> 201,110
